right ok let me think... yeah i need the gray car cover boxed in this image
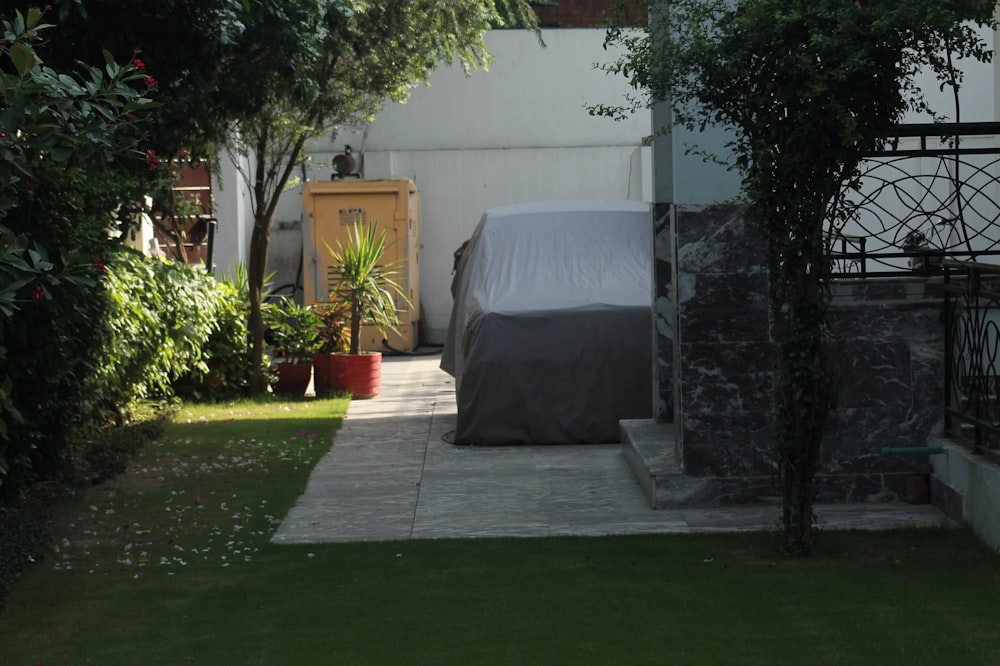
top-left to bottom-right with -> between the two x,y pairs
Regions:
441,200 -> 653,444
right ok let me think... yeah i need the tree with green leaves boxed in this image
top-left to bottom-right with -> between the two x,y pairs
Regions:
595,0 -> 996,553
226,0 -> 538,394
1,8 -> 158,495
6,0 -> 539,396
14,0 -> 245,161
7,0 -> 254,262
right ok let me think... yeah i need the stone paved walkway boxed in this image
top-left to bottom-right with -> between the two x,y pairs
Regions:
272,353 -> 953,544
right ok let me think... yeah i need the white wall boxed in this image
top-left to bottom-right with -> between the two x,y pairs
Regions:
659,23 -> 998,208
930,437 -> 1000,552
271,29 -> 653,344
211,153 -> 254,279
834,25 -> 999,271
213,24 -> 999,339
907,24 -> 996,124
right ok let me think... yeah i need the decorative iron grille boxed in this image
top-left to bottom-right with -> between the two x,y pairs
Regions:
829,122 -> 1000,277
944,260 -> 1000,458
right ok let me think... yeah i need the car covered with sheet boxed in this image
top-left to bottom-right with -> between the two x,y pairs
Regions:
441,200 -> 653,444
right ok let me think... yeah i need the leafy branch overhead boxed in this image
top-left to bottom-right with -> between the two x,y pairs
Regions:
3,0 -> 541,407
597,0 -> 995,154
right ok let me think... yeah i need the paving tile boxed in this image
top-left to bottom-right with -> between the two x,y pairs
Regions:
271,353 -> 956,544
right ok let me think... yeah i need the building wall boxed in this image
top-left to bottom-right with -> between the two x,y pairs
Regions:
211,153 -> 253,278
211,18 -> 996,349
260,28 -> 652,343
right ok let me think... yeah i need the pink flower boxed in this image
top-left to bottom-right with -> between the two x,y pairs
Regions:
145,149 -> 159,171
133,58 -> 145,71
144,76 -> 158,90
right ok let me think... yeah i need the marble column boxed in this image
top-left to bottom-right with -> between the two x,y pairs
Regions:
652,202 -> 675,423
674,204 -> 776,482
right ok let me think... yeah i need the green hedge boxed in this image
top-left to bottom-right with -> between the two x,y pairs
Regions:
91,249 -> 218,417
172,265 -> 255,403
0,10 -> 156,500
2,247 -> 254,498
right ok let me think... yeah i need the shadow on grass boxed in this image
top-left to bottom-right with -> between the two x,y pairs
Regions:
3,395 -> 1000,664
4,528 -> 1000,664
0,396 -> 348,611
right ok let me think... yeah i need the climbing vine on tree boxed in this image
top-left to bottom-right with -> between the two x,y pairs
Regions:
595,0 -> 996,553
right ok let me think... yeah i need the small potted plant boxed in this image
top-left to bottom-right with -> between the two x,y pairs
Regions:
323,220 -> 409,398
902,228 -> 943,271
310,299 -> 351,396
263,296 -> 322,396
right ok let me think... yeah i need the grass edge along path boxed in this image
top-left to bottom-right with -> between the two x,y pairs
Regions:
1,398 -> 999,664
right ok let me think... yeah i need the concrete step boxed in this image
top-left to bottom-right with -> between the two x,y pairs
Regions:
620,419 -> 684,509
621,419 -> 774,508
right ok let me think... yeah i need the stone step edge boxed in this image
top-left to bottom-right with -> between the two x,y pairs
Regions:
620,419 -> 778,509
619,419 -> 682,509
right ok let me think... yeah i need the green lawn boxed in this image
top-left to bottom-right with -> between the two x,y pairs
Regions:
2,399 -> 1000,665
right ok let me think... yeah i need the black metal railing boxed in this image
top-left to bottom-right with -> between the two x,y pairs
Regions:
829,122 -> 1000,278
944,260 -> 1000,458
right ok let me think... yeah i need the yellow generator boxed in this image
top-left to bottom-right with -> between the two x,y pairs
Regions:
302,179 -> 420,352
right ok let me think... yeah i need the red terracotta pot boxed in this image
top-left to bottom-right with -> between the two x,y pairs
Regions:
273,362 -> 312,397
312,353 -> 337,395
313,352 -> 381,399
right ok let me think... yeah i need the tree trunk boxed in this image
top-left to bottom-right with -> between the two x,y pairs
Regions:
247,126 -> 272,396
242,122 -> 313,395
151,215 -> 188,263
247,210 -> 270,395
349,294 -> 362,355
778,305 -> 826,555
775,215 -> 833,555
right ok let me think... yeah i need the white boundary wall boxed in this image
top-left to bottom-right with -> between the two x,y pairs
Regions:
213,25 -> 998,343
930,437 -> 1000,552
255,29 -> 652,343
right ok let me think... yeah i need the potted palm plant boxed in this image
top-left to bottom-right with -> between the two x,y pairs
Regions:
263,296 -> 322,396
324,220 -> 408,398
